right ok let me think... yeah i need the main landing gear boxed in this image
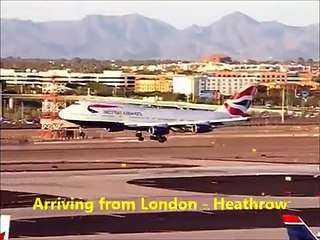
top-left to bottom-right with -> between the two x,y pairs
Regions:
150,135 -> 167,143
135,131 -> 167,143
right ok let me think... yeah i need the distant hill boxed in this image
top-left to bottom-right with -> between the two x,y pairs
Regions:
1,12 -> 319,60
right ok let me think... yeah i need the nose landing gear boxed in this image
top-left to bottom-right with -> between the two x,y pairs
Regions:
136,132 -> 144,141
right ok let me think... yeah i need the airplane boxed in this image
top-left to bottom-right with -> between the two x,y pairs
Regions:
58,85 -> 257,143
1,213 -> 318,239
0,215 -> 10,240
282,214 -> 320,240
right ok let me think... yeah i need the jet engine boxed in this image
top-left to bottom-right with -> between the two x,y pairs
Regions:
105,123 -> 125,132
191,123 -> 213,133
148,125 -> 170,136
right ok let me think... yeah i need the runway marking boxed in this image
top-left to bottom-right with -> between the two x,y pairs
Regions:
115,137 -> 138,140
31,133 -> 319,145
115,134 -> 320,139
285,208 -> 303,212
34,139 -> 139,145
113,140 -> 139,143
19,193 -> 41,197
198,210 -> 216,215
16,219 -> 37,223
107,213 -> 126,218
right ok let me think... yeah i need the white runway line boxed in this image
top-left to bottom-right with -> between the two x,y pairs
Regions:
107,213 -> 126,218
34,139 -> 139,144
113,140 -> 139,143
31,133 -> 319,145
170,133 -> 319,138
115,137 -> 138,140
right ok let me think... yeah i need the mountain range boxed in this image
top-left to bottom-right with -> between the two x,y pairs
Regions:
1,12 -> 319,61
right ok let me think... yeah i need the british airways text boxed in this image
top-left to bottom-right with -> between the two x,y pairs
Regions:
103,110 -> 142,116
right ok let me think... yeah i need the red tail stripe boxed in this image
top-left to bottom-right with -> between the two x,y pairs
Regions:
0,232 -> 5,240
233,86 -> 256,100
224,103 -> 245,116
89,104 -> 118,108
282,215 -> 302,223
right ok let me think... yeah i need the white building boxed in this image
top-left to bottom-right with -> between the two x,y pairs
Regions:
196,63 -> 287,73
199,72 -> 259,96
172,72 -> 259,97
0,69 -> 136,90
197,63 -> 233,72
231,64 -> 286,72
172,76 -> 200,98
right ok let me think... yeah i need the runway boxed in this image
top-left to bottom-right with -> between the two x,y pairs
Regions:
1,125 -> 319,239
2,135 -> 319,164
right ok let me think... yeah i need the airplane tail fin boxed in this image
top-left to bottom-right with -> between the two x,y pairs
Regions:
0,215 -> 11,240
217,85 -> 258,117
282,214 -> 319,240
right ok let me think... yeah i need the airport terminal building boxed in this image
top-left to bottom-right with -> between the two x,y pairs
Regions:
0,69 -> 136,90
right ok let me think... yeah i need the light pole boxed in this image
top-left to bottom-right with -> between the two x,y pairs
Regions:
0,81 -> 2,120
113,85 -> 118,97
21,101 -> 24,120
281,83 -> 285,123
280,76 -> 288,124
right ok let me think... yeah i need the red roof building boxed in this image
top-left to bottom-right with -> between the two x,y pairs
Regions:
201,54 -> 232,63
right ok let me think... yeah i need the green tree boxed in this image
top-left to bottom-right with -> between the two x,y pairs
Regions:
0,80 -> 6,92
161,92 -> 180,101
77,82 -> 112,96
267,88 -> 282,106
312,76 -> 320,83
177,93 -> 187,101
297,57 -> 305,63
177,70 -> 194,75
306,58 -> 314,64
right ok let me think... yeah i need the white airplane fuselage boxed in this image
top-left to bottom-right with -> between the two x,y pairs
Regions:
59,85 -> 256,142
59,101 -> 232,127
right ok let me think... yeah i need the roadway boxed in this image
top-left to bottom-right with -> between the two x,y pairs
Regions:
1,125 -> 319,239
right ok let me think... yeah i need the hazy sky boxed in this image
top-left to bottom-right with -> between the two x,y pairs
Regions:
1,1 -> 319,29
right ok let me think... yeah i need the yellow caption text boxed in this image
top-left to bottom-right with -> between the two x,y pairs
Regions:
32,197 -> 290,214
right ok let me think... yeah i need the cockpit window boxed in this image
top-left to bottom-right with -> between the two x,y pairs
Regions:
87,106 -> 98,113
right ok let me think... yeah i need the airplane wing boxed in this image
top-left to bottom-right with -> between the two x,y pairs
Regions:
282,214 -> 319,240
124,116 -> 250,128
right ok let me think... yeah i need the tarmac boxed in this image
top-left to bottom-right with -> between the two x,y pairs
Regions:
1,125 -> 319,239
